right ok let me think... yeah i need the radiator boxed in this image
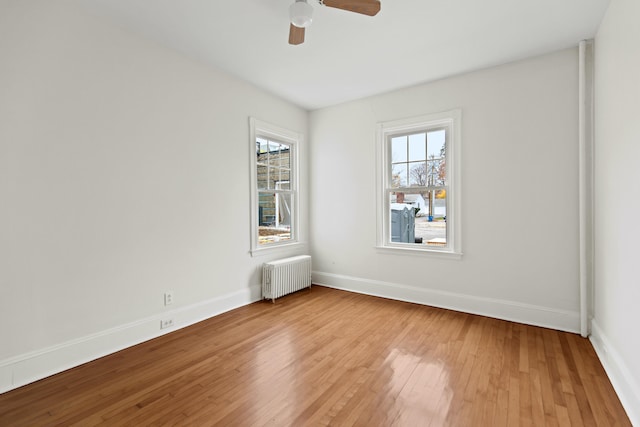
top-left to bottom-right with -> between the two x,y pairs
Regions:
262,255 -> 312,302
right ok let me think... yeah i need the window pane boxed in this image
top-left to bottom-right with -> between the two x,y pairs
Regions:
257,141 -> 268,167
437,158 -> 446,185
409,161 -> 426,186
261,166 -> 273,190
389,190 -> 447,246
389,193 -> 416,243
408,133 -> 426,161
257,163 -> 268,190
426,160 -> 439,186
257,138 -> 268,154
284,167 -> 292,183
427,130 -> 445,159
268,142 -> 281,166
258,192 -> 292,245
279,147 -> 291,169
415,190 -> 447,247
391,136 -> 407,163
427,130 -> 446,185
418,190 -> 447,247
391,163 -> 408,188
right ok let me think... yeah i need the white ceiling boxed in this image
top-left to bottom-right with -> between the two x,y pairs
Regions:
80,0 -> 610,110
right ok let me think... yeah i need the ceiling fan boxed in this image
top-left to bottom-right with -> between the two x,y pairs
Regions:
288,0 -> 381,45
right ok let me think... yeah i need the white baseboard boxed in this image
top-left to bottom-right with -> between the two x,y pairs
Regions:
590,321 -> 640,426
313,271 -> 580,333
0,284 -> 262,395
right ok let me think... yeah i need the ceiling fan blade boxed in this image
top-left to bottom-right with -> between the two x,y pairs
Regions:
289,24 -> 305,45
321,0 -> 380,16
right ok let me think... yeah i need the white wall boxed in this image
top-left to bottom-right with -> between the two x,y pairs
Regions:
0,0 -> 308,392
591,0 -> 640,423
310,49 -> 581,332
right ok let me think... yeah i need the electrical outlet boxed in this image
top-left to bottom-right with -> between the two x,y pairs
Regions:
164,291 -> 174,306
160,319 -> 174,329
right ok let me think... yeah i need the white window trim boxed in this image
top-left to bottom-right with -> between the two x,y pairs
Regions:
376,109 -> 462,258
249,118 -> 303,257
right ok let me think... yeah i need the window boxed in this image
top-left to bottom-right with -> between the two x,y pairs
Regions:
377,110 -> 461,256
250,118 -> 301,255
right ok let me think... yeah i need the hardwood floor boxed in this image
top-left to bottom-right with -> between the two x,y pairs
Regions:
0,286 -> 631,426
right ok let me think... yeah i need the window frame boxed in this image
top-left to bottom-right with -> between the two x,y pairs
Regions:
249,118 -> 302,256
376,109 -> 462,258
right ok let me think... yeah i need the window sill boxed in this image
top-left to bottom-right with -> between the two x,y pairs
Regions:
250,241 -> 305,258
375,245 -> 463,260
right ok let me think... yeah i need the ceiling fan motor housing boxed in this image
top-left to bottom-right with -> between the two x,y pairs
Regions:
290,0 -> 313,28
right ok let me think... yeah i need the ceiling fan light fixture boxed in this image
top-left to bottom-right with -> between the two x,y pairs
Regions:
290,0 -> 313,28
